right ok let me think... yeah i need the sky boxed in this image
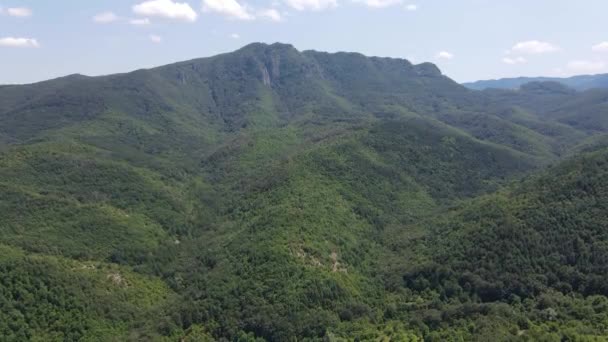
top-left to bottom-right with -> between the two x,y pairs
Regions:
1,0 -> 608,84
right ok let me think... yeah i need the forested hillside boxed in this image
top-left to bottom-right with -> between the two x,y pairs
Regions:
1,43 -> 608,341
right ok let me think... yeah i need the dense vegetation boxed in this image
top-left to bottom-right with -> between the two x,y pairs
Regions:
2,42 -> 608,340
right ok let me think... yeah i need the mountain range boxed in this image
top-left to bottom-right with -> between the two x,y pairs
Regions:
463,73 -> 608,91
2,42 -> 608,341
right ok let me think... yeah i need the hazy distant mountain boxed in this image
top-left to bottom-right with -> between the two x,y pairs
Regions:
3,42 -> 608,341
463,73 -> 608,91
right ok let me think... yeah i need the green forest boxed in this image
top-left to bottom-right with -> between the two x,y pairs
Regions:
2,43 -> 608,341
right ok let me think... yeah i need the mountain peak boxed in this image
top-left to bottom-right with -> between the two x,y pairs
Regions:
237,42 -> 298,54
413,62 -> 442,77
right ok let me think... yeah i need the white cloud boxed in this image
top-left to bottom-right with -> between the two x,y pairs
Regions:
130,18 -> 151,25
93,11 -> 119,23
202,0 -> 254,20
7,7 -> 32,17
201,1 -> 283,21
436,51 -> 454,60
502,56 -> 527,65
257,8 -> 282,21
566,60 -> 606,74
284,0 -> 337,11
510,40 -> 559,54
149,34 -> 163,43
0,37 -> 39,48
592,42 -> 608,52
230,33 -> 240,39
357,0 -> 402,9
405,4 -> 417,10
133,0 -> 198,22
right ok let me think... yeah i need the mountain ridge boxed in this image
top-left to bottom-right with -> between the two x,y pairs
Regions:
463,73 -> 608,91
1,42 -> 440,87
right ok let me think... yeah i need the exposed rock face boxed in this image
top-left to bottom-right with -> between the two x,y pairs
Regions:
261,65 -> 271,86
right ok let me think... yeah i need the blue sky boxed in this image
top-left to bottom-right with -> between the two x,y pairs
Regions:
1,0 -> 607,84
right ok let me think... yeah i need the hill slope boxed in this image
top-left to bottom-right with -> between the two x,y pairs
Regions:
390,148 -> 608,340
1,43 -> 608,340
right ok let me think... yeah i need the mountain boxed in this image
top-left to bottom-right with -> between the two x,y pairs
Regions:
2,42 -> 608,341
482,81 -> 608,134
463,73 -> 608,91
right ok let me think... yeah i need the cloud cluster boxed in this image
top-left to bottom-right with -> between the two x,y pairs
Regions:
551,42 -> 608,76
201,0 -> 283,21
93,11 -> 119,23
7,7 -> 32,17
499,40 -> 559,68
90,0 -> 282,45
133,0 -> 198,22
592,42 -> 608,52
284,0 -> 337,11
0,6 -> 33,17
0,7 -> 37,49
257,8 -> 282,21
92,0 -> 414,25
354,0 -> 417,9
502,56 -> 527,65
122,0 -> 283,22
436,51 -> 454,60
93,11 -> 153,26
358,0 -> 402,9
566,60 -> 606,73
202,0 -> 254,20
0,37 -> 39,48
510,40 -> 559,55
